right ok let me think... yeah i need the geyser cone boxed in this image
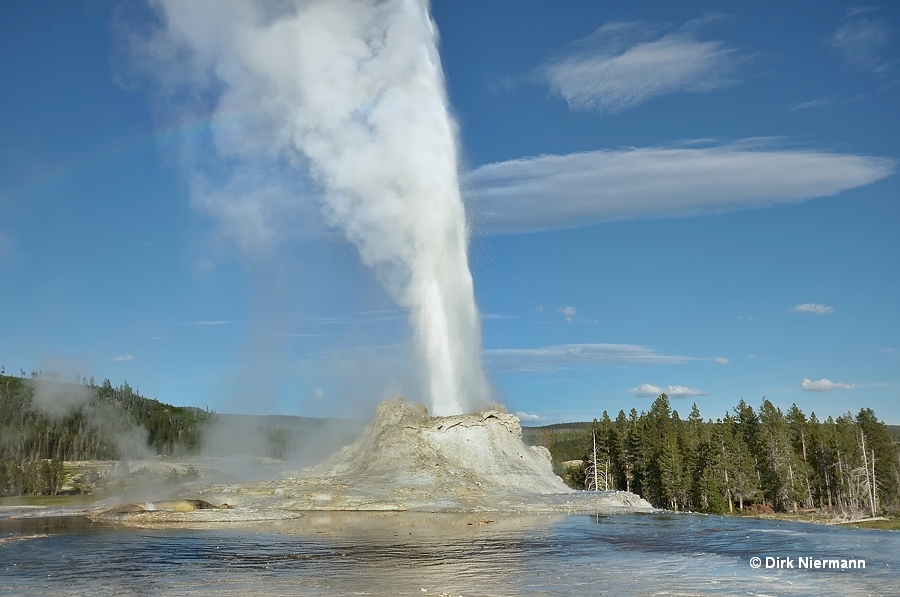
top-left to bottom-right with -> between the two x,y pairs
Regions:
91,399 -> 653,524
317,398 -> 569,494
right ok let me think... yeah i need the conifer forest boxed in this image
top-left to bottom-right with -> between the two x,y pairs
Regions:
0,372 -> 211,496
541,394 -> 900,516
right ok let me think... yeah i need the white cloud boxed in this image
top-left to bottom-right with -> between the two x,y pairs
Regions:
714,357 -> 730,364
484,343 -> 695,374
883,347 -> 900,359
465,142 -> 894,235
515,411 -> 546,424
112,354 -> 135,362
628,383 -> 708,398
831,17 -> 893,77
790,303 -> 834,315
800,378 -> 855,392
312,387 -> 325,401
558,306 -> 577,322
541,20 -> 742,112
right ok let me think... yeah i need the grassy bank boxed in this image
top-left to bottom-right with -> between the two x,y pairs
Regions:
0,494 -> 98,508
737,510 -> 900,531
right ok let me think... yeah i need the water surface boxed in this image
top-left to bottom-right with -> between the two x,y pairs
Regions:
1,511 -> 895,596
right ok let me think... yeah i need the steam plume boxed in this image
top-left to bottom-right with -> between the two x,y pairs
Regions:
134,0 -> 489,414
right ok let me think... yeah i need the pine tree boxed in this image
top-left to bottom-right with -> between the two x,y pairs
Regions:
658,431 -> 685,510
854,408 -> 897,513
614,410 -> 634,492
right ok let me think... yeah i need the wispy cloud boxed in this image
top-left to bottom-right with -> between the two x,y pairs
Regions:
484,343 -> 695,374
311,387 -> 325,401
831,16 -> 893,77
112,354 -> 135,362
466,141 -> 895,235
790,96 -> 836,111
182,320 -> 244,326
515,411 -> 546,423
351,309 -> 407,320
540,19 -> 743,112
628,383 -> 708,398
789,95 -> 868,111
292,310 -> 407,325
790,303 -> 834,315
259,333 -> 320,339
714,357 -> 730,364
847,7 -> 883,18
800,378 -> 855,392
882,347 -> 900,359
482,313 -> 518,320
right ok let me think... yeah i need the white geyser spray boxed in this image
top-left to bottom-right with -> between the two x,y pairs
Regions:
140,0 -> 489,415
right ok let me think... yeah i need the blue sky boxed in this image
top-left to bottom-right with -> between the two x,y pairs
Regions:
1,1 -> 898,423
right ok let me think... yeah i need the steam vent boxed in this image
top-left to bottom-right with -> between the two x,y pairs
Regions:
94,398 -> 652,526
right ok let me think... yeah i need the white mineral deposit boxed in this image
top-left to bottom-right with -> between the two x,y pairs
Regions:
91,398 -> 652,527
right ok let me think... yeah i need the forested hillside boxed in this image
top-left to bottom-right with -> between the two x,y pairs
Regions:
527,395 -> 900,516
0,372 -> 212,496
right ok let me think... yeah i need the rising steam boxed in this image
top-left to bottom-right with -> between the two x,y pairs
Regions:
131,0 -> 489,415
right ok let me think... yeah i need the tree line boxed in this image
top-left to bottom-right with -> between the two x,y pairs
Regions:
0,372 -> 212,496
562,394 -> 899,515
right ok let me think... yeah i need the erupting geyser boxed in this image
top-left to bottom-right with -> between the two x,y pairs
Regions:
141,0 -> 489,415
86,0 -> 659,528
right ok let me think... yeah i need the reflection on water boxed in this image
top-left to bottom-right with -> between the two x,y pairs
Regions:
1,512 -> 897,596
